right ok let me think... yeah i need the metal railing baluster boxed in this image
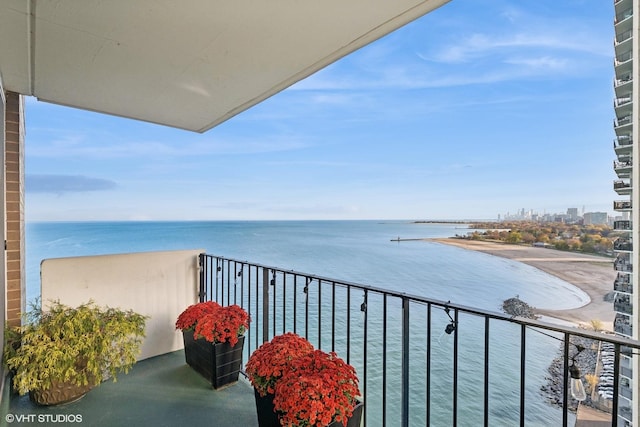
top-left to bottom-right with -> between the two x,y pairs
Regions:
401,296 -> 410,427
197,254 -> 640,427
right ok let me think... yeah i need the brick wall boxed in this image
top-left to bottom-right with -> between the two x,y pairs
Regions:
5,91 -> 24,327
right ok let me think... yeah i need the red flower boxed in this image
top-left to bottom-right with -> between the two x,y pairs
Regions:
176,302 -> 250,346
245,333 -> 314,396
175,301 -> 220,330
273,349 -> 360,427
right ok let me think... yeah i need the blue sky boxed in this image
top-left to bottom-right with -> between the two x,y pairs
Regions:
25,0 -> 616,221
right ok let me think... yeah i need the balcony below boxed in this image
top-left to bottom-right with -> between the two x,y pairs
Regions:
614,115 -> 632,129
613,180 -> 632,196
613,256 -> 632,272
615,29 -> 633,47
614,273 -> 632,294
613,294 -> 633,315
613,137 -> 632,156
613,220 -> 632,231
613,162 -> 632,179
614,7 -> 633,27
614,313 -> 633,337
4,350 -> 259,427
613,199 -> 632,211
614,95 -> 632,107
613,237 -> 632,251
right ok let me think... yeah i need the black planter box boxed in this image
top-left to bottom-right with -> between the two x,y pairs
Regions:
182,330 -> 245,389
255,392 -> 364,427
328,400 -> 364,427
254,389 -> 279,427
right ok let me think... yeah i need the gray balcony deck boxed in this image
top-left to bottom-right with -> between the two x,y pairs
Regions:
4,351 -> 258,427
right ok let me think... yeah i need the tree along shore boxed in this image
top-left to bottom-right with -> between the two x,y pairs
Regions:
460,221 -> 617,257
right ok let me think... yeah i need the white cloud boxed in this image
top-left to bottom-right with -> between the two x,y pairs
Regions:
28,134 -> 311,159
26,174 -> 117,194
503,56 -> 568,70
426,32 -> 608,64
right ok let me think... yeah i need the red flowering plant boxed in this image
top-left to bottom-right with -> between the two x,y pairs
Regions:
175,302 -> 250,347
273,349 -> 360,427
245,332 -> 315,397
175,301 -> 220,330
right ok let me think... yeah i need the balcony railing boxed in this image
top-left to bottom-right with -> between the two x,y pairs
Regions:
614,116 -> 632,127
199,254 -> 640,427
613,220 -> 632,231
614,314 -> 633,337
614,273 -> 633,294
614,96 -> 632,107
613,137 -> 632,150
613,180 -> 632,195
620,365 -> 632,379
613,295 -> 633,315
615,29 -> 633,45
614,200 -> 632,211
613,237 -> 632,251
613,160 -> 632,171
615,8 -> 633,24
614,255 -> 632,272
620,385 -> 632,400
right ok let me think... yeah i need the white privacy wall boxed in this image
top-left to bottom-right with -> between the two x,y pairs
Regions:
40,249 -> 203,360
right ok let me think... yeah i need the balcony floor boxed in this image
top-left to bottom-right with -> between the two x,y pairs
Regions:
5,351 -> 258,427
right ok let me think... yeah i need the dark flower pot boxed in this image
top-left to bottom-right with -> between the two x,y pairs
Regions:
182,330 -> 245,389
273,399 -> 364,427
254,388 -> 279,427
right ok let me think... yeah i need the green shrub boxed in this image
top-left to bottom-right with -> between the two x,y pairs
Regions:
4,300 -> 147,395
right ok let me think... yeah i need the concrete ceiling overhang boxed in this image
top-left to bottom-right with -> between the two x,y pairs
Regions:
0,0 -> 449,132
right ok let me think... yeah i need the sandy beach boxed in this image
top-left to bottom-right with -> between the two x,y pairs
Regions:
430,238 -> 616,330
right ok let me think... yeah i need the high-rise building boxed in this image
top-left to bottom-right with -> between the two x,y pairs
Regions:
567,207 -> 579,222
612,1 -> 638,424
583,211 -> 608,225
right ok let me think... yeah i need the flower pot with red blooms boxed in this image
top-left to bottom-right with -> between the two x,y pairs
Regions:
246,333 -> 315,427
175,301 -> 250,389
273,349 -> 362,427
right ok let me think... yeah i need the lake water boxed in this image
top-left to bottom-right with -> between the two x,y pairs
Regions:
25,220 -> 582,426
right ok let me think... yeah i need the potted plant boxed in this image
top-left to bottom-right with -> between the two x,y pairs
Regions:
3,300 -> 147,406
274,349 -> 363,427
246,333 -> 315,427
175,301 -> 250,389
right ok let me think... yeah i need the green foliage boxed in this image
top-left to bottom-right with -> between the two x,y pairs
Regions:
467,221 -> 615,256
505,231 -> 521,243
3,300 -> 147,396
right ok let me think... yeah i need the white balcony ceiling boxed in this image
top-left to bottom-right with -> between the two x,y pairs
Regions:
0,0 -> 449,132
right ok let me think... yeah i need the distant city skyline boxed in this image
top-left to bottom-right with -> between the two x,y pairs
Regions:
499,206 -> 612,221
25,1 -> 615,221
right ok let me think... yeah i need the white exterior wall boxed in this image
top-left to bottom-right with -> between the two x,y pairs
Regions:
632,5 -> 640,426
40,249 -> 203,360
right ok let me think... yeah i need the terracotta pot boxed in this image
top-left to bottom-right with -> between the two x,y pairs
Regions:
29,379 -> 94,406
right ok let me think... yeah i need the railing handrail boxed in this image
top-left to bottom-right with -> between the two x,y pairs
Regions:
200,253 -> 640,426
201,253 -> 640,351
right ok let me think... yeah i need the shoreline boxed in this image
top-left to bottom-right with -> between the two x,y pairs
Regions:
430,238 -> 616,330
